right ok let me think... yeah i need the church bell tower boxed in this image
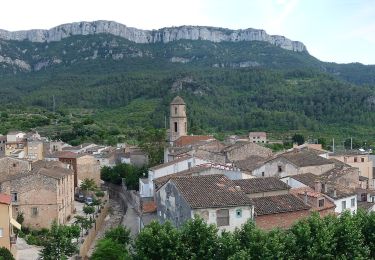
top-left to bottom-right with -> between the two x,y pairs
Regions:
169,96 -> 187,142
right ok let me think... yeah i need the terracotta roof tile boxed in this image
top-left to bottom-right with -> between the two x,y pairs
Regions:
233,155 -> 267,172
174,135 -> 213,147
253,194 -> 310,216
233,177 -> 290,194
171,175 -> 253,209
277,150 -> 333,167
0,193 -> 11,205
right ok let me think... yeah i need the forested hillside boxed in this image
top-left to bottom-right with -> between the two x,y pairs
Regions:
0,33 -> 375,143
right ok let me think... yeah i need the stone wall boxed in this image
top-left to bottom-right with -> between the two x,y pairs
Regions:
0,157 -> 30,177
77,155 -> 101,187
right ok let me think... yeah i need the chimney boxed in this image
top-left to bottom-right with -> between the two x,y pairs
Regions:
314,180 -> 321,193
304,191 -> 308,204
333,188 -> 337,198
324,183 -> 328,193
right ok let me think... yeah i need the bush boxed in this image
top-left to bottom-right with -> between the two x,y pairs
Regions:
0,247 -> 14,260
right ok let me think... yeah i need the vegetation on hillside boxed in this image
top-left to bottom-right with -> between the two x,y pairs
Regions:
0,35 -> 375,144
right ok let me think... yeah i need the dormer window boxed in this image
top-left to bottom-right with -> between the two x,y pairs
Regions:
318,199 -> 325,207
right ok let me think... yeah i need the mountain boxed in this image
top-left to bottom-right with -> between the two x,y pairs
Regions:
0,21 -> 374,141
0,20 -> 306,51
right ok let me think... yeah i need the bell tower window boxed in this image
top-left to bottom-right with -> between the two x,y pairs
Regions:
175,107 -> 178,115
174,122 -> 178,132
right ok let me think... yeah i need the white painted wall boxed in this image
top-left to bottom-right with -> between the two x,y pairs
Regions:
140,157 -> 208,197
330,195 -> 357,214
280,177 -> 306,189
193,206 -> 253,232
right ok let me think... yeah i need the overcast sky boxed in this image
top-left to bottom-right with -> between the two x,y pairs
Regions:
1,0 -> 374,64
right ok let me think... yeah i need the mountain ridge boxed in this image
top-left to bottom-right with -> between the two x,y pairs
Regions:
0,20 -> 307,52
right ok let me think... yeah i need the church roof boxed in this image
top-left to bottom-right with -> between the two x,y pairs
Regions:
171,96 -> 185,105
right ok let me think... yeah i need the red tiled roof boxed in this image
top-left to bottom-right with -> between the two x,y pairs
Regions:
142,201 -> 157,213
171,175 -> 253,209
0,193 -> 11,205
253,194 -> 310,216
174,135 -> 213,147
233,177 -> 290,194
50,151 -> 80,158
249,132 -> 267,137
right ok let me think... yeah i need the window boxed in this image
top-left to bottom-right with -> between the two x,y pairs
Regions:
278,166 -> 282,173
188,162 -> 192,169
261,172 -> 265,177
318,199 -> 325,207
354,157 -> 358,162
361,158 -> 365,162
31,207 -> 39,217
0,228 -> 3,237
351,198 -> 356,207
174,122 -> 178,132
12,163 -> 16,167
321,183 -> 325,192
342,201 -> 347,210
11,192 -> 18,202
174,107 -> 177,115
236,209 -> 242,218
216,209 -> 229,227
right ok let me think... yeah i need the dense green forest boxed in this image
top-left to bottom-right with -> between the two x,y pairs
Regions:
0,34 -> 375,144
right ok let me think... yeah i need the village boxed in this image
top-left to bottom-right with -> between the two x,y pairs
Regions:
1,96 -> 375,259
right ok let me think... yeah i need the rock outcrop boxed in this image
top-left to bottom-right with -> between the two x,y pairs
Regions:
0,21 -> 307,52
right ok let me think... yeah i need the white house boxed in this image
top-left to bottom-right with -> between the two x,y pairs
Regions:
156,175 -> 254,232
139,156 -> 208,198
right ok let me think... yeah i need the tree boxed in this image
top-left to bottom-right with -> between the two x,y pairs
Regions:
138,128 -> 166,166
179,216 -> 219,259
91,238 -> 129,260
80,178 -> 97,194
83,205 -> 95,221
74,216 -> 92,237
0,247 -> 15,260
104,226 -> 131,247
292,134 -> 305,145
134,221 -> 181,260
41,221 -> 79,260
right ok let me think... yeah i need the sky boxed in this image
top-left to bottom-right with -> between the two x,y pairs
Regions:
1,0 -> 374,64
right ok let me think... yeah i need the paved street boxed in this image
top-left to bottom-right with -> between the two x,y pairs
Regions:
122,203 -> 139,236
16,238 -> 42,260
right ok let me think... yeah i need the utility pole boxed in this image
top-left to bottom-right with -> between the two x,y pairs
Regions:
52,95 -> 56,113
332,138 -> 335,153
350,137 -> 353,150
164,115 -> 167,129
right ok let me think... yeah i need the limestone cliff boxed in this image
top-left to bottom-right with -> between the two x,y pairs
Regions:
0,20 -> 307,52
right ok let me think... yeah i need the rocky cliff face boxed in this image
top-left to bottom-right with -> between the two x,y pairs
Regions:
0,20 -> 307,52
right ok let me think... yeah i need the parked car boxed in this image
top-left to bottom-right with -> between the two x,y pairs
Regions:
75,194 -> 85,203
85,196 -> 93,205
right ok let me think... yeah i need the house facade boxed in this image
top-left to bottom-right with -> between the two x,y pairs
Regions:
0,193 -> 20,257
0,161 -> 74,229
139,156 -> 208,198
249,132 -> 267,143
156,175 -> 254,232
329,152 -> 374,189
